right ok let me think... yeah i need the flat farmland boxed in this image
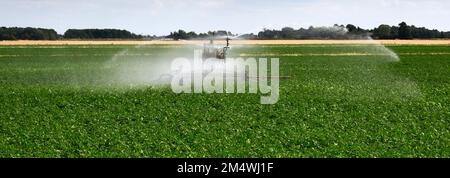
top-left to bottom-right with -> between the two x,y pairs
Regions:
0,44 -> 449,157
2,39 -> 450,45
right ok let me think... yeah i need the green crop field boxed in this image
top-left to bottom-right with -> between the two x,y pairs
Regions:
0,44 -> 449,158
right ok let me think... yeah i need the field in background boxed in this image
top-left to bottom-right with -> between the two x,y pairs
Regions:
0,44 -> 449,157
1,40 -> 450,45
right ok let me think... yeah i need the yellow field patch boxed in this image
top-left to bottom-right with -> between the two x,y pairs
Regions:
1,40 -> 450,45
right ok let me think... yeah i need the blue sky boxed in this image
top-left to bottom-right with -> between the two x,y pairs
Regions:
1,0 -> 449,35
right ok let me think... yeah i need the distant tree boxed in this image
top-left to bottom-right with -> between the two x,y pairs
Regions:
0,27 -> 16,40
176,30 -> 187,39
390,26 -> 399,38
445,32 -> 450,38
346,24 -> 357,33
215,30 -> 228,36
410,26 -> 441,39
187,31 -> 197,39
197,33 -> 209,39
398,22 -> 412,39
281,27 -> 296,39
169,30 -> 188,40
373,24 -> 392,39
168,30 -> 235,40
258,28 -> 280,39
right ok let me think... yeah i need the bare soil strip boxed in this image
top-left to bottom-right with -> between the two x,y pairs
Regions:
1,40 -> 450,45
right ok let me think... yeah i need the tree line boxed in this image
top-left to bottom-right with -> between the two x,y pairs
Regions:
1,22 -> 450,40
372,22 -> 450,39
0,27 -> 59,40
0,27 -> 143,40
165,22 -> 450,40
255,25 -> 367,40
167,30 -> 235,40
254,22 -> 450,40
63,29 -> 143,39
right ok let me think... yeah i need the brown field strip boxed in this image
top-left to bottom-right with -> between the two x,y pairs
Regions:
1,40 -> 450,45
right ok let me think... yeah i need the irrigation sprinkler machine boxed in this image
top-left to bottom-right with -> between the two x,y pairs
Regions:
155,34 -> 287,100
156,35 -> 238,83
202,36 -> 231,60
